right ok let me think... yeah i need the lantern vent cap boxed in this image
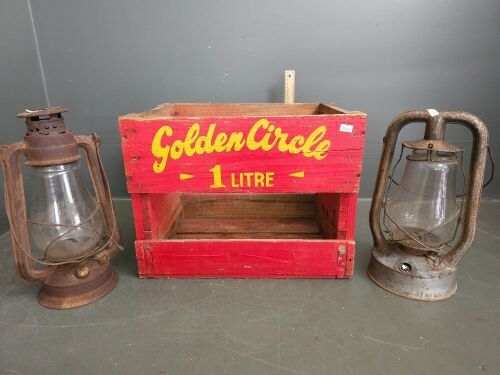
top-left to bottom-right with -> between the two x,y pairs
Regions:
17,106 -> 69,119
17,106 -> 79,166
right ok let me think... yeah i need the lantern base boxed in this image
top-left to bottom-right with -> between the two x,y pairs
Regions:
368,245 -> 457,301
38,260 -> 118,309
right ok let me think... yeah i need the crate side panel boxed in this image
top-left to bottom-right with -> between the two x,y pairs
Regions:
182,193 -> 316,219
147,193 -> 182,238
316,193 -> 340,239
338,193 -> 358,240
130,193 -> 145,240
174,218 -> 321,236
344,242 -> 355,278
120,114 -> 366,193
317,192 -> 359,240
134,241 -> 147,277
172,103 -> 321,117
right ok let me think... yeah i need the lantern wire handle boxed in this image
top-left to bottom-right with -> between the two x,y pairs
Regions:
386,145 -> 494,192
382,144 -> 404,234
91,132 -> 124,256
455,145 -> 494,197
484,146 -> 494,188
442,151 -> 467,249
386,144 -> 405,187
3,142 -> 123,267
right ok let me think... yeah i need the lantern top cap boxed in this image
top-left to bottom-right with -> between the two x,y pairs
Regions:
17,106 -> 69,119
402,139 -> 464,153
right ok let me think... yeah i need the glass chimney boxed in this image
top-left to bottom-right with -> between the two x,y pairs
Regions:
386,150 -> 460,252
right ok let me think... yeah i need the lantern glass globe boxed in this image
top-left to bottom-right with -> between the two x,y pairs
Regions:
25,161 -> 107,262
386,150 -> 460,252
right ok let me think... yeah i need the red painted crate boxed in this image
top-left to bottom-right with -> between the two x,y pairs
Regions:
119,103 -> 366,278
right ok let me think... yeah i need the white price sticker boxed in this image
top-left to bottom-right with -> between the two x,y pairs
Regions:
427,109 -> 439,117
339,124 -> 353,133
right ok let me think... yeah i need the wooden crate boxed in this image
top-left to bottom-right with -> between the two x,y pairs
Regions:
119,103 -> 366,278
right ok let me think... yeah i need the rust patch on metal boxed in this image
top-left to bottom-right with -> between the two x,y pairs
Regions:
17,107 -> 80,166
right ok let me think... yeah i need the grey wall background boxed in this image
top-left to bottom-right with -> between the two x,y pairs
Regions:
1,0 -> 499,233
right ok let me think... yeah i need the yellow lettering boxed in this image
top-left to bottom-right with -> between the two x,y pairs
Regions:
184,123 -> 200,156
170,140 -> 184,160
289,135 -> 306,154
243,172 -> 252,186
314,140 -> 331,160
275,128 -> 290,153
195,124 -> 216,154
254,172 -> 265,187
247,119 -> 268,150
231,173 -> 239,187
226,132 -> 245,151
209,164 -> 225,188
214,132 -> 228,152
266,172 -> 274,187
151,125 -> 172,173
151,120 -> 331,173
303,126 -> 330,160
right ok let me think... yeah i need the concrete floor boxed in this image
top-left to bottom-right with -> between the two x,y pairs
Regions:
0,199 -> 498,375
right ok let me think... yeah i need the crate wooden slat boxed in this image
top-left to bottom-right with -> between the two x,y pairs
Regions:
119,103 -> 366,278
135,240 -> 355,278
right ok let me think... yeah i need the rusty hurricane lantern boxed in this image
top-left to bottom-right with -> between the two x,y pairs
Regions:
368,110 -> 491,301
0,107 -> 121,309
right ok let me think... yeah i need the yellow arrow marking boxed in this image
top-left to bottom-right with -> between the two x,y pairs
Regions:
180,173 -> 194,180
289,171 -> 304,178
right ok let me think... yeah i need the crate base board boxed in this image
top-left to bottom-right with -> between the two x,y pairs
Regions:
135,239 -> 354,279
